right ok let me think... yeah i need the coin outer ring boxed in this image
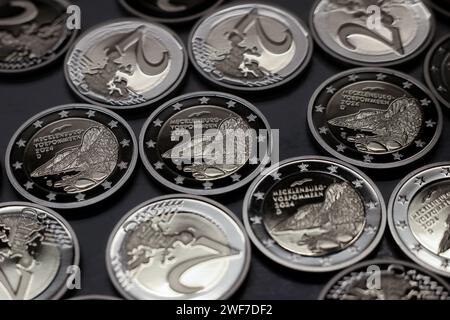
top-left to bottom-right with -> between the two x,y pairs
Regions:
424,34 -> 450,109
318,258 -> 450,299
139,91 -> 272,195
187,1 -> 314,92
5,104 -> 138,209
118,0 -> 225,24
307,67 -> 443,169
105,194 -> 251,300
242,155 -> 387,273
0,201 -> 80,300
388,161 -> 450,277
309,0 -> 436,67
0,0 -> 79,74
63,18 -> 188,110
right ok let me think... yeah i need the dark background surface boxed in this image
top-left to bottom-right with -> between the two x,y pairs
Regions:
0,0 -> 449,300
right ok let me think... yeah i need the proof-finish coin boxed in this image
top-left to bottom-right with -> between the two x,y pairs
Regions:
425,35 -> 450,109
0,202 -> 79,300
6,104 -> 138,209
389,162 -> 450,277
319,259 -> 450,300
139,92 -> 271,195
0,0 -> 78,73
65,19 -> 187,109
189,3 -> 313,91
106,195 -> 250,300
119,0 -> 224,24
243,156 -> 386,272
308,68 -> 442,169
310,0 -> 435,66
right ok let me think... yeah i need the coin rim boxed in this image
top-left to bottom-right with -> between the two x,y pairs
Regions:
309,0 -> 436,67
105,194 -> 251,300
318,258 -> 450,299
424,34 -> 450,109
0,201 -> 80,300
307,67 -> 443,169
139,91 -> 272,195
187,1 -> 314,91
5,103 -> 138,209
242,155 -> 387,272
63,18 -> 188,110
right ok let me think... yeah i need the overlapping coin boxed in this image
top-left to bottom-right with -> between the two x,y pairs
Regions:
389,162 -> 450,277
319,259 -> 450,300
139,92 -> 271,195
425,35 -> 450,109
310,0 -> 435,66
0,202 -> 79,300
188,3 -> 313,91
65,19 -> 187,109
106,195 -> 250,300
307,68 -> 443,169
119,0 -> 224,23
0,0 -> 78,73
243,156 -> 386,272
6,104 -> 138,209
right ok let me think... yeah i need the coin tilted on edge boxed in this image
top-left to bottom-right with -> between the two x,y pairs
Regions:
307,68 -> 443,169
310,0 -> 435,66
0,0 -> 78,73
0,202 -> 79,300
319,259 -> 450,300
119,0 -> 225,24
188,3 -> 313,91
389,162 -> 450,277
6,104 -> 138,209
106,195 -> 250,300
243,156 -> 386,272
139,92 -> 271,195
424,35 -> 450,109
65,19 -> 187,110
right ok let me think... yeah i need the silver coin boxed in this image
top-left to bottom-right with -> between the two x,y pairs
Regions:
389,162 -> 450,277
106,195 -> 250,300
319,259 -> 450,300
0,202 -> 79,300
188,2 -> 313,91
243,156 -> 386,272
5,104 -> 138,209
310,0 -> 435,66
64,19 -> 187,110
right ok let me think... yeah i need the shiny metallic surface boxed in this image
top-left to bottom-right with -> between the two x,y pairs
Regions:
106,195 -> 250,300
308,68 -> 443,169
5,104 -> 138,209
188,3 -> 313,91
389,162 -> 450,277
243,156 -> 386,272
311,0 -> 435,66
0,202 -> 79,300
64,19 -> 187,109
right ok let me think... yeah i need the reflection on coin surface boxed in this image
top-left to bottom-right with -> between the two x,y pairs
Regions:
426,0 -> 450,18
139,92 -> 271,195
0,0 -> 77,73
65,19 -> 187,109
106,195 -> 250,300
188,3 -> 313,91
243,156 -> 386,272
389,162 -> 450,277
0,202 -> 79,300
319,259 -> 450,300
425,35 -> 450,109
6,104 -> 137,209
307,68 -> 442,169
119,0 -> 224,23
310,0 -> 435,66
